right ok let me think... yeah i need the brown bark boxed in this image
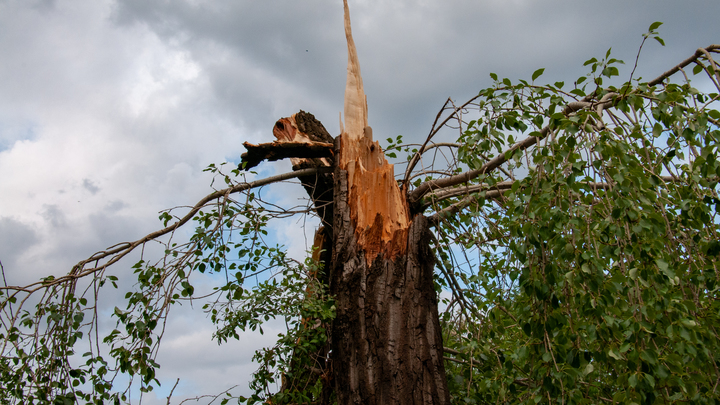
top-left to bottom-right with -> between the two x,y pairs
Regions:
240,140 -> 333,170
330,165 -> 449,404
265,111 -> 336,236
266,112 -> 336,402
322,3 -> 449,403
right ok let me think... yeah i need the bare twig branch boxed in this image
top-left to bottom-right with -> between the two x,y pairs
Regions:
410,135 -> 539,207
402,98 -> 480,190
427,189 -> 506,226
167,378 -> 180,405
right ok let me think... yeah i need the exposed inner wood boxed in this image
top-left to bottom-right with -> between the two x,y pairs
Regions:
272,112 -> 334,169
339,0 -> 410,264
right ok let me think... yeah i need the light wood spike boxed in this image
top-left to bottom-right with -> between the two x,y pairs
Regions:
339,0 -> 410,263
342,0 -> 367,141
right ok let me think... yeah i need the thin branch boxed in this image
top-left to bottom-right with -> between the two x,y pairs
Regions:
697,47 -> 720,92
422,181 -> 514,208
410,135 -> 539,207
166,378 -> 180,405
648,44 -> 720,87
402,98 -> 480,190
0,167 -> 331,293
177,385 -> 239,405
426,189 -> 505,227
426,176 -> 682,227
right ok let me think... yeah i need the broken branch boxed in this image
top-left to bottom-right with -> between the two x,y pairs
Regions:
240,141 -> 334,170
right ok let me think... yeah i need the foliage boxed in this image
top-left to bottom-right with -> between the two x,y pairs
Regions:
433,26 -> 720,404
0,166 -> 334,403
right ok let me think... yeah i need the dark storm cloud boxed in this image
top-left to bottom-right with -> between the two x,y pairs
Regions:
41,204 -> 67,228
110,0 -> 720,148
111,0 -> 346,134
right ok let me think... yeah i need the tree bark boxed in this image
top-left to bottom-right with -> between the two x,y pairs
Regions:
327,2 -> 449,395
330,164 -> 449,404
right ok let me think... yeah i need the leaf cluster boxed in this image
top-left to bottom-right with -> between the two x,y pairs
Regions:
433,31 -> 720,404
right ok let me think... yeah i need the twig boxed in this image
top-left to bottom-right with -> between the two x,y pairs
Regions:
167,378 -> 180,405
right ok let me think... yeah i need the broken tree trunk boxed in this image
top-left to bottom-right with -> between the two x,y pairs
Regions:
327,1 -> 450,403
249,1 -> 451,403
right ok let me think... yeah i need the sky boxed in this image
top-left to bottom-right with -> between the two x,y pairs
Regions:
0,0 -> 718,402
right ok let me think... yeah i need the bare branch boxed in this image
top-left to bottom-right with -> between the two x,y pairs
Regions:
427,189 -> 506,226
240,141 -> 334,170
648,44 -> 720,87
410,135 -> 539,208
166,378 -> 180,405
402,98 -> 480,190
423,181 -> 514,206
426,175 -> 683,227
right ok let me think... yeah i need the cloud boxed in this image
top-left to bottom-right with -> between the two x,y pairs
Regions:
82,178 -> 101,195
41,204 -> 68,228
0,217 -> 39,273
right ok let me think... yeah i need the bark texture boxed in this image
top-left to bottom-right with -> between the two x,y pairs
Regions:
269,110 -> 335,275
331,167 -> 449,404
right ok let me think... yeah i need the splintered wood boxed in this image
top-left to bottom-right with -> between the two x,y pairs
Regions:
339,0 -> 410,263
272,114 -> 333,169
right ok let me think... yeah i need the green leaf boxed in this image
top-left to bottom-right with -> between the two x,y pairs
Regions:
542,351 -> 552,362
656,258 -> 675,278
648,21 -> 663,31
532,68 -> 545,81
602,66 -> 619,77
628,373 -> 638,388
608,349 -> 623,360
645,373 -> 656,388
640,349 -> 657,365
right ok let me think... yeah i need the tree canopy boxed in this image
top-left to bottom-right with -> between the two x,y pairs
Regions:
2,19 -> 720,404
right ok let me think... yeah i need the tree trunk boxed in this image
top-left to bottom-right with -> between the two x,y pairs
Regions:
329,0 -> 450,391
265,1 -> 451,402
330,163 -> 449,404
